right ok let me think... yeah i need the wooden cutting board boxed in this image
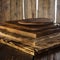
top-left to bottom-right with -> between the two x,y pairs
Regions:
7,18 -> 53,26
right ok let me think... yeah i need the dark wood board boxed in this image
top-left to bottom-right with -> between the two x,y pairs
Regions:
7,18 -> 53,26
35,35 -> 60,54
0,22 -> 58,32
0,24 -> 60,38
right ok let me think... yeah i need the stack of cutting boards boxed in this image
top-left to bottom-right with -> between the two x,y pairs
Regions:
0,18 -> 60,55
0,18 -> 60,38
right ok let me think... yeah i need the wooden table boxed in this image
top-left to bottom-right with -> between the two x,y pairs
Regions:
0,19 -> 60,60
0,32 -> 60,60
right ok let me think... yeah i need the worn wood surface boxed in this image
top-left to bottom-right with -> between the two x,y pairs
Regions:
24,0 -> 36,18
0,25 -> 60,38
0,18 -> 59,39
0,39 -> 34,55
35,33 -> 60,52
0,26 -> 35,47
50,0 -> 55,21
2,0 -> 10,21
10,0 -> 23,20
0,0 -> 2,20
43,0 -> 50,18
35,49 -> 60,60
16,0 -> 23,20
1,22 -> 56,31
0,22 -> 60,60
0,42 -> 60,60
0,0 -> 55,21
1,31 -> 60,60
57,0 -> 60,23
0,43 -> 33,60
38,0 -> 50,18
38,0 -> 44,18
24,0 -> 32,18
0,19 -> 59,39
31,0 -> 36,18
10,0 -> 16,20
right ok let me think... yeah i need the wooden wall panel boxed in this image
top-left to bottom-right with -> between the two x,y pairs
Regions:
38,0 -> 44,18
43,0 -> 50,18
38,0 -> 50,18
0,0 -> 2,20
24,0 -> 32,19
2,0 -> 10,21
10,0 -> 17,20
10,0 -> 23,20
16,0 -> 23,20
57,0 -> 60,23
31,0 -> 36,18
0,0 -> 55,21
50,0 -> 55,21
24,0 -> 36,19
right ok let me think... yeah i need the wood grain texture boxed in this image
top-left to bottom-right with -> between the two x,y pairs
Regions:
0,26 -> 60,60
0,0 -> 2,20
0,22 -> 60,60
57,0 -> 60,23
0,20 -> 59,39
2,0 -> 10,21
0,0 -> 55,21
16,0 -> 23,20
10,0 -> 17,20
38,0 -> 50,18
35,33 -> 60,53
24,0 -> 32,19
38,0 -> 44,18
0,40 -> 34,55
24,0 -> 36,19
0,43 -> 33,60
0,43 -> 60,60
0,30 -> 35,47
31,0 -> 36,18
50,0 -> 55,21
43,0 -> 50,18
1,22 -> 54,31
